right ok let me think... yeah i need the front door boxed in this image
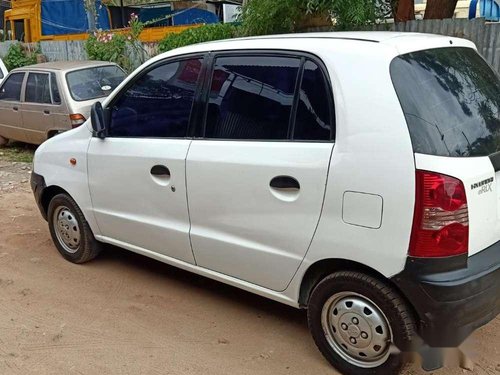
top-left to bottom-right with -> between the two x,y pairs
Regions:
187,55 -> 335,291
88,57 -> 204,264
0,72 -> 27,142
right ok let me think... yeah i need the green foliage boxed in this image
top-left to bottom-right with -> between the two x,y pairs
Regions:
239,0 -> 387,35
158,23 -> 239,53
85,31 -> 129,69
239,0 -> 302,35
3,43 -> 39,71
85,13 -> 148,72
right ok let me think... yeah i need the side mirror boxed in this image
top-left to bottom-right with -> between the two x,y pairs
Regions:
90,102 -> 108,139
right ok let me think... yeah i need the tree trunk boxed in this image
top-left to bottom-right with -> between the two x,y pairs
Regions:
395,0 -> 415,21
424,0 -> 458,19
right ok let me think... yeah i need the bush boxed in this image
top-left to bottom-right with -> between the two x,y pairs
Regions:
158,23 -> 239,53
85,31 -> 129,70
3,43 -> 39,70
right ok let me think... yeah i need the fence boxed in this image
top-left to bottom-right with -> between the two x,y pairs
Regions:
307,18 -> 500,74
0,39 -> 159,70
0,18 -> 499,74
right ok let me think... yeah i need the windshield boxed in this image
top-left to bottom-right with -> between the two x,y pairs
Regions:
66,65 -> 126,102
390,47 -> 500,157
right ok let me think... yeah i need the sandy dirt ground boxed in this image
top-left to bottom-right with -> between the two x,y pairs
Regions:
0,159 -> 499,375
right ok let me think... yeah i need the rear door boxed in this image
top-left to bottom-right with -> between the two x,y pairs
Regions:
187,53 -> 334,291
0,72 -> 27,142
21,71 -> 56,144
391,46 -> 500,256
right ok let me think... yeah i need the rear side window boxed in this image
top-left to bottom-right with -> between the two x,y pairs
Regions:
109,58 -> 202,138
205,55 -> 300,140
391,47 -> 500,157
0,72 -> 24,101
294,60 -> 332,141
50,73 -> 61,104
26,73 -> 52,104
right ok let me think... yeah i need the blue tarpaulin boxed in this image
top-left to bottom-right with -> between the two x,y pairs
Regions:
138,7 -> 219,26
41,0 -> 110,36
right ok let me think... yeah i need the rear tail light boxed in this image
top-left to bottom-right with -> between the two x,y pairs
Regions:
69,114 -> 86,128
409,170 -> 469,257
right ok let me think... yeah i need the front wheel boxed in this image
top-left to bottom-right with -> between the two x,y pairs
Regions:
47,193 -> 102,263
307,271 -> 416,375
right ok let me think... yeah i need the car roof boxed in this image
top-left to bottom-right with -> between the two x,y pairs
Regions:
146,31 -> 476,64
13,60 -> 119,72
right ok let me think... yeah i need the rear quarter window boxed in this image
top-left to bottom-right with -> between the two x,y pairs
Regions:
390,47 -> 500,157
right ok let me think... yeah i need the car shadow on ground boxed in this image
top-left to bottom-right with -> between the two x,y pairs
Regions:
96,243 -> 308,328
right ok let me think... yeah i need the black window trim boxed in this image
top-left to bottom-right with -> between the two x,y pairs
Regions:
197,49 -> 336,143
103,53 -> 208,140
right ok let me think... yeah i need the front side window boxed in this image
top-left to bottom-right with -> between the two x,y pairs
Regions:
391,47 -> 500,157
205,55 -> 300,140
294,60 -> 332,141
108,58 -> 203,138
0,72 -> 24,101
66,65 -> 126,102
25,73 -> 52,104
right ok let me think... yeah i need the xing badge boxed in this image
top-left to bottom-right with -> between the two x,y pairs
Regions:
471,177 -> 493,195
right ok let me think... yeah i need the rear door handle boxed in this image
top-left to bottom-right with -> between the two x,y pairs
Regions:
43,109 -> 50,115
150,165 -> 171,177
270,176 -> 300,190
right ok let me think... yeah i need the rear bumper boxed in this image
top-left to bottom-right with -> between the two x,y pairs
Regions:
391,243 -> 500,347
30,171 -> 47,220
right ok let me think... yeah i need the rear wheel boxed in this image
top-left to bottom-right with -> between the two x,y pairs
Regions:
0,135 -> 8,147
47,193 -> 102,263
307,271 -> 415,375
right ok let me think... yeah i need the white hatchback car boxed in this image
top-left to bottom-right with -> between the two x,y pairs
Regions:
31,32 -> 499,375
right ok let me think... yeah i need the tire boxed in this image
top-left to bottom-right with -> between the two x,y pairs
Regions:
307,271 -> 415,375
47,193 -> 102,263
0,135 -> 8,147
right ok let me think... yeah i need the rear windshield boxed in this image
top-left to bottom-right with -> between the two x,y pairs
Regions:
391,47 -> 500,157
66,65 -> 126,102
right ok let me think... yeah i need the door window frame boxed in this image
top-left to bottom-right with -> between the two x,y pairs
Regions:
197,49 -> 336,143
24,71 -> 61,106
103,53 -> 209,140
0,71 -> 26,103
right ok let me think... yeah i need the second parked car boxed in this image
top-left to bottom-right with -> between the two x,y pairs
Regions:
0,61 -> 126,145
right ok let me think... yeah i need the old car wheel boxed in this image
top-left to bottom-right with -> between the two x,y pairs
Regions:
307,271 -> 415,375
47,193 -> 102,263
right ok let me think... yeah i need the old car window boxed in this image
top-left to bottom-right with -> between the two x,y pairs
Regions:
109,58 -> 203,138
294,60 -> 333,141
0,72 -> 24,101
50,73 -> 61,105
66,65 -> 126,102
391,47 -> 500,157
205,55 -> 300,140
26,73 -> 52,104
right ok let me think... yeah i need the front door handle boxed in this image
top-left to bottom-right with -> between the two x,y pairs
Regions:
12,106 -> 18,111
150,165 -> 171,177
270,175 -> 300,190
43,109 -> 50,115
